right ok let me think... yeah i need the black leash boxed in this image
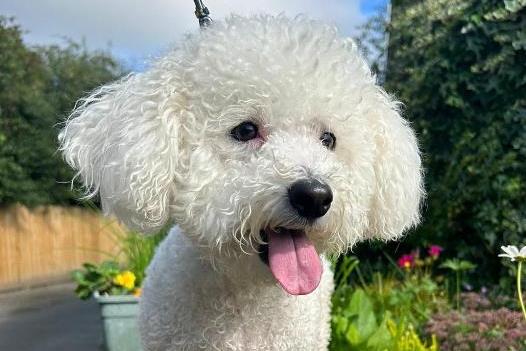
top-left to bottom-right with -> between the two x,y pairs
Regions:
193,0 -> 212,28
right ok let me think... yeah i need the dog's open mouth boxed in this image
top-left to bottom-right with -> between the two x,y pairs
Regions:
259,227 -> 322,296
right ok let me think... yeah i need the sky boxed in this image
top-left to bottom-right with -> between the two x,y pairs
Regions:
0,0 -> 387,71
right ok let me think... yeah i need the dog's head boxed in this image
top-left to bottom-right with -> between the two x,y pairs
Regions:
60,15 -> 423,295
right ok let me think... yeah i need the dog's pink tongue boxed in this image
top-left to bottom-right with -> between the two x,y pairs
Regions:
267,229 -> 322,295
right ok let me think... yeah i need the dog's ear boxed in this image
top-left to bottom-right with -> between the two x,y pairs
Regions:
366,94 -> 424,240
59,70 -> 183,233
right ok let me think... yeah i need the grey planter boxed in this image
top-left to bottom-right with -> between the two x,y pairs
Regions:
95,293 -> 142,351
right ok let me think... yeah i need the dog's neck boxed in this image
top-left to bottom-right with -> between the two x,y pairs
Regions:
175,226 -> 278,289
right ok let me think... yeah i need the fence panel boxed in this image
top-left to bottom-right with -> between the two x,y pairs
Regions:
0,205 -> 123,290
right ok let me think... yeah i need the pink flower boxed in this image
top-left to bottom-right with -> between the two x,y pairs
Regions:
428,245 -> 443,259
397,254 -> 415,270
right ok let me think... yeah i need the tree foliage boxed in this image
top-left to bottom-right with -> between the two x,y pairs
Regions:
384,0 -> 526,286
0,17 -> 124,206
353,5 -> 389,83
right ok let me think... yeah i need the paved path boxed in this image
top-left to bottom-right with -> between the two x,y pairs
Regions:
0,283 -> 103,351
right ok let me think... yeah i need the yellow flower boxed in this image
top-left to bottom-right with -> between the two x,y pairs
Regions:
133,288 -> 142,297
113,271 -> 136,290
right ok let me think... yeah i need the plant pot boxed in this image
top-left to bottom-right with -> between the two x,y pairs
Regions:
95,293 -> 142,351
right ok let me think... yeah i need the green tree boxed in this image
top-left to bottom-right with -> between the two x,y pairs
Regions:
0,17 -> 123,206
384,0 -> 526,286
354,5 -> 389,82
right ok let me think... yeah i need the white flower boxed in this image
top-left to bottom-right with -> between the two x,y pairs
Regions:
499,245 -> 526,262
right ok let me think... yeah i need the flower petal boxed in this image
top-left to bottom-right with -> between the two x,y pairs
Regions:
501,245 -> 519,257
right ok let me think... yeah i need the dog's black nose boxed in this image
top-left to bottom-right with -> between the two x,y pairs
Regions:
288,179 -> 333,219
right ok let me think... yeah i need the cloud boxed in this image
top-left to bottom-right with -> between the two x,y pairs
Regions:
0,0 -> 367,69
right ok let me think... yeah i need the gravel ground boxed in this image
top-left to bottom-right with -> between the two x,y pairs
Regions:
0,283 -> 103,351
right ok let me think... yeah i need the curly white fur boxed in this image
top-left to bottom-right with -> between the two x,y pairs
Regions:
59,14 -> 423,351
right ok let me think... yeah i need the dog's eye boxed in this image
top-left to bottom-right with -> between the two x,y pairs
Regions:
231,121 -> 259,142
320,132 -> 336,150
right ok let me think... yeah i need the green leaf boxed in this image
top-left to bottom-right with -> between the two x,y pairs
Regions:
345,324 -> 362,346
366,318 -> 392,350
349,289 -> 378,340
441,259 -> 476,272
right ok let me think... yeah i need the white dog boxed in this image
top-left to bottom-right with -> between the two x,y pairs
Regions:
59,15 -> 423,351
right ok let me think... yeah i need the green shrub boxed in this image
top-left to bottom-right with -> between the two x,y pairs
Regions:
364,273 -> 448,329
385,0 -> 526,288
334,249 -> 449,328
330,287 -> 438,351
330,256 -> 441,350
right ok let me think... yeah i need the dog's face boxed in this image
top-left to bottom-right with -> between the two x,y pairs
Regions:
60,15 -> 423,294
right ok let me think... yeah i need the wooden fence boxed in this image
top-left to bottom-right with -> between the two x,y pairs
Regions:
0,205 -> 123,290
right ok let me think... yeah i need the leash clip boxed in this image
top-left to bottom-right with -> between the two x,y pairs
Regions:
193,0 -> 212,28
